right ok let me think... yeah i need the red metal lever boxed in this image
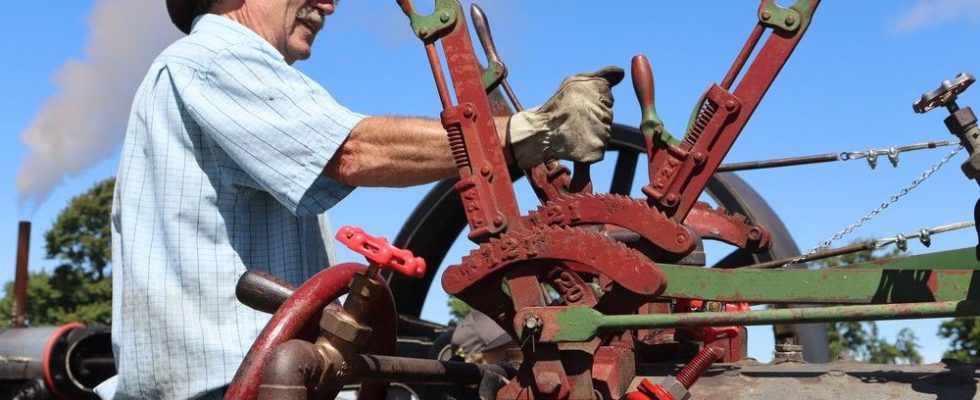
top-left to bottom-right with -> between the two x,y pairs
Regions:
335,226 -> 426,278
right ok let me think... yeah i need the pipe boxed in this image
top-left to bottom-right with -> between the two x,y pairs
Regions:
12,221 -> 30,327
350,354 -> 512,385
256,340 -> 322,400
227,263 -> 367,400
229,264 -> 398,400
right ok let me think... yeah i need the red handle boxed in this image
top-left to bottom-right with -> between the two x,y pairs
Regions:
336,226 -> 426,278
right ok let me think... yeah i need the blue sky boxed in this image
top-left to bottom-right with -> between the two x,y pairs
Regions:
2,1 -> 979,363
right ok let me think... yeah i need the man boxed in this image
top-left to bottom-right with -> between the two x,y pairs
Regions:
106,0 -> 622,398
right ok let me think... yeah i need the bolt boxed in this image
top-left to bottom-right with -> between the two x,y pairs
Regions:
440,12 -> 451,23
676,346 -> 722,388
747,227 -> 762,241
492,216 -> 505,227
692,152 -> 706,165
676,234 -> 687,244
524,314 -> 541,330
664,193 -> 679,207
725,99 -> 737,111
705,301 -> 722,312
418,28 -> 428,37
462,106 -> 474,119
785,15 -> 797,26
761,10 -> 771,20
481,165 -> 492,176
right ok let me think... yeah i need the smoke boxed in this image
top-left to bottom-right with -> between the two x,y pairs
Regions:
16,0 -> 180,211
890,0 -> 980,33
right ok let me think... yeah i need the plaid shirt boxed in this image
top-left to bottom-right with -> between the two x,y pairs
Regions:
109,14 -> 364,399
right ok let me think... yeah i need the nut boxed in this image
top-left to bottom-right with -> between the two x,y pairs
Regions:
319,309 -> 372,347
660,376 -> 691,400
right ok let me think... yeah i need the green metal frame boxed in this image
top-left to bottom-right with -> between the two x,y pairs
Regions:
659,247 -> 980,303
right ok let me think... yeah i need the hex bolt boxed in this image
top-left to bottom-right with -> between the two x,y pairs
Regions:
418,28 -> 428,37
761,10 -> 771,20
785,15 -> 797,26
462,106 -> 475,119
725,99 -> 737,111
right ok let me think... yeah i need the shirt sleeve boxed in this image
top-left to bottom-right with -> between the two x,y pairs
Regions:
183,41 -> 366,216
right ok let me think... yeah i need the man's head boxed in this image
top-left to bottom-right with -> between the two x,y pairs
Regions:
167,0 -> 337,64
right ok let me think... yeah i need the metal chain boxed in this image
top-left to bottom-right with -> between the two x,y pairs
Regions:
784,145 -> 964,268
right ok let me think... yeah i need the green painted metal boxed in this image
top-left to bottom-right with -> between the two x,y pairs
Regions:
845,247 -> 980,270
658,257 -> 980,304
547,300 -> 980,342
638,95 -> 675,146
480,60 -> 505,93
758,0 -> 807,32
401,0 -> 458,41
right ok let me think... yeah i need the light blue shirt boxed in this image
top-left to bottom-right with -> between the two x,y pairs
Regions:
109,14 -> 365,399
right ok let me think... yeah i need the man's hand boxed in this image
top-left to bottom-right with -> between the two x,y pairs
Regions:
507,66 -> 625,169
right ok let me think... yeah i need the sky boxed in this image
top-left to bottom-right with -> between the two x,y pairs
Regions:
1,1 -> 979,363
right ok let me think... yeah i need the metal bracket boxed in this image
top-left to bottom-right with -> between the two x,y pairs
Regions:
397,0 -> 458,42
758,0 -> 807,32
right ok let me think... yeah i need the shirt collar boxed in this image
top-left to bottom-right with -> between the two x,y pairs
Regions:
190,14 -> 285,62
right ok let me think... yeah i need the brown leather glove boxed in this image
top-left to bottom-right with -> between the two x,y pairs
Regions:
507,66 -> 625,169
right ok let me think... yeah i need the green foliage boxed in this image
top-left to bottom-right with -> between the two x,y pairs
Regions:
0,268 -> 112,327
938,317 -> 980,363
448,296 -> 472,325
822,242 -> 922,364
45,178 -> 114,279
0,178 -> 115,327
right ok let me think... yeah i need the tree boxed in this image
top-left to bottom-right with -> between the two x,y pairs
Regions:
45,178 -> 114,280
823,242 -> 922,364
938,316 -> 980,363
448,296 -> 472,325
0,178 -> 114,327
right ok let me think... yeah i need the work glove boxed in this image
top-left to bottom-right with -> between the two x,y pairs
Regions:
507,66 -> 625,169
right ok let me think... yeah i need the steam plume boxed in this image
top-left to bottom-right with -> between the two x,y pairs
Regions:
16,0 -> 180,210
891,0 -> 980,33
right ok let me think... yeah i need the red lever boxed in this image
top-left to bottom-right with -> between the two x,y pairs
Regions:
335,226 -> 426,278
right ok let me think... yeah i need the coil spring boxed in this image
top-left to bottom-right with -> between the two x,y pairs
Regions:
446,124 -> 470,168
682,99 -> 717,150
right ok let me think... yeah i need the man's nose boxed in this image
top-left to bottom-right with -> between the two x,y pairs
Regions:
312,0 -> 336,15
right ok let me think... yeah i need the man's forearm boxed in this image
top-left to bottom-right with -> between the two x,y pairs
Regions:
324,116 -> 511,187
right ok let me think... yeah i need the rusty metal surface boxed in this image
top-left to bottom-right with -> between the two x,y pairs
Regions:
684,202 -> 771,252
11,221 -> 30,328
443,226 -> 664,298
634,360 -> 980,399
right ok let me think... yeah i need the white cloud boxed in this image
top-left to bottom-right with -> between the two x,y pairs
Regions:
891,0 -> 980,33
16,0 -> 180,211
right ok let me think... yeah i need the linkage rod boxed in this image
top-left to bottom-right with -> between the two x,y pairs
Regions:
745,220 -> 975,269
536,300 -> 980,342
599,300 -> 980,331
720,24 -> 765,91
716,139 -> 958,172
